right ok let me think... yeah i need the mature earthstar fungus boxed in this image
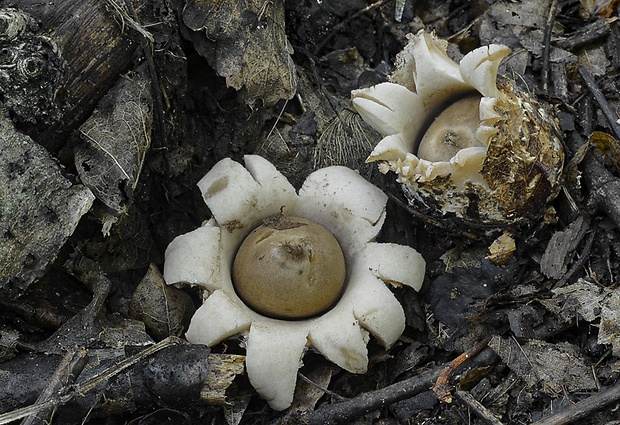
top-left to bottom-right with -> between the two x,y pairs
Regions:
164,155 -> 425,410
351,30 -> 564,230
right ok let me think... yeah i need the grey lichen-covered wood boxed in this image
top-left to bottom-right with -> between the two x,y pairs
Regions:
0,113 -> 94,299
0,8 -> 66,126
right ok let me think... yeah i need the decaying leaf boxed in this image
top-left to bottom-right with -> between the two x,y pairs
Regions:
579,0 -> 620,18
544,278 -> 620,355
489,335 -> 597,397
75,67 -> 152,214
540,215 -> 590,279
590,131 -> 620,172
182,0 -> 296,106
129,264 -> 195,340
548,279 -> 605,322
425,262 -> 508,352
0,113 -> 94,299
82,205 -> 161,272
579,45 -> 611,76
480,0 -> 549,53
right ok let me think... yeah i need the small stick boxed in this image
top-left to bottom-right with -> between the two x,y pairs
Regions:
542,0 -> 559,93
0,337 -> 181,425
433,337 -> 492,403
531,383 -> 620,425
21,347 -> 88,425
578,66 -> 620,140
308,367 -> 441,425
454,390 -> 504,425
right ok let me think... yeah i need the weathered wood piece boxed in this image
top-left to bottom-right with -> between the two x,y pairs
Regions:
16,0 -> 141,147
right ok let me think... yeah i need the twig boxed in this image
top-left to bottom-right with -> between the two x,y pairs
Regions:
307,343 -> 496,425
454,390 -> 504,425
542,0 -> 559,93
307,366 -> 441,425
433,337 -> 492,403
0,337 -> 182,425
531,383 -> 620,425
21,348 -> 88,425
578,66 -> 620,140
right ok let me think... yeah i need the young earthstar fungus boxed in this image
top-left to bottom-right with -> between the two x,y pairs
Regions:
163,155 -> 425,411
351,30 -> 564,231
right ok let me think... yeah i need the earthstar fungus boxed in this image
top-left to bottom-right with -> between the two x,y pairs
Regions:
164,155 -> 425,410
351,30 -> 564,230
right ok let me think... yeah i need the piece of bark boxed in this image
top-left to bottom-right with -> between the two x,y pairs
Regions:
540,215 -> 589,279
584,154 -> 620,229
532,383 -> 620,425
0,339 -> 217,423
556,19 -> 611,51
16,0 -> 141,148
200,354 -> 245,406
0,113 -> 94,299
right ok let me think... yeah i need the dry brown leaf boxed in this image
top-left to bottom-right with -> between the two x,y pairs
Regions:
75,66 -> 152,214
580,0 -> 620,17
129,264 -> 195,340
183,0 -> 296,106
489,336 -> 597,397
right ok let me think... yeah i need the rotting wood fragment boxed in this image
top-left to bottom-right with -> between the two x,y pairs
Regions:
532,382 -> 620,425
556,18 -> 611,51
16,0 -> 142,148
0,113 -> 94,299
200,354 -> 245,406
540,215 -> 589,279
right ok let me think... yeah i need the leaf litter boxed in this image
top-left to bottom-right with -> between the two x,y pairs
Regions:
2,0 -> 620,423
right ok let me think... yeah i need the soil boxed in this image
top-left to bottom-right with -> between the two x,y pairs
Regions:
1,0 -> 620,424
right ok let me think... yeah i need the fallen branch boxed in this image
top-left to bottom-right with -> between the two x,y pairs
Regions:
454,390 -> 504,425
307,344 -> 497,425
531,383 -> 620,425
0,337 -> 181,425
